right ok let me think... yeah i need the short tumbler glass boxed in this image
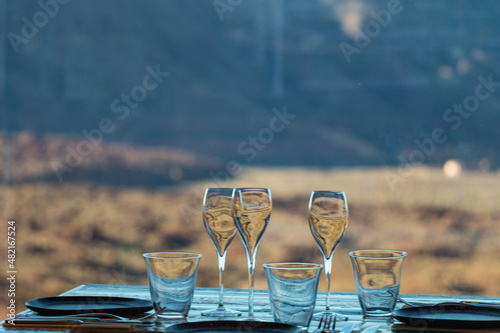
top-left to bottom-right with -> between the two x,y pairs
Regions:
143,252 -> 202,318
349,249 -> 407,317
263,263 -> 323,329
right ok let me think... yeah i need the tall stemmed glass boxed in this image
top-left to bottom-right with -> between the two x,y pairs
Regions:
308,191 -> 348,320
232,188 -> 272,320
201,188 -> 241,317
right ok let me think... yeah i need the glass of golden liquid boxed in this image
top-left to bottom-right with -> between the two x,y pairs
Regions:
309,190 -> 349,320
232,187 -> 272,320
201,188 -> 241,317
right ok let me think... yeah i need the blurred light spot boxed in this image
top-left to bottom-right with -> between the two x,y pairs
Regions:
324,0 -> 367,38
443,159 -> 462,178
438,66 -> 454,79
456,59 -> 469,74
478,158 -> 491,172
341,13 -> 364,37
472,48 -> 487,62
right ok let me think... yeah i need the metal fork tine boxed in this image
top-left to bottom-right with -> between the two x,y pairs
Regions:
316,314 -> 337,332
316,316 -> 322,332
320,316 -> 324,326
317,315 -> 325,330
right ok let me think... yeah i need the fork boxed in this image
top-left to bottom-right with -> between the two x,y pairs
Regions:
316,314 -> 336,333
396,295 -> 500,309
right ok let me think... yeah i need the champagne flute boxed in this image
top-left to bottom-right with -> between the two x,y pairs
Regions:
308,191 -> 348,319
201,188 -> 241,317
232,187 -> 272,319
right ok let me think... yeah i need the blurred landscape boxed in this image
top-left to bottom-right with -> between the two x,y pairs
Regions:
2,0 -> 500,166
1,133 -> 500,311
2,0 -> 500,312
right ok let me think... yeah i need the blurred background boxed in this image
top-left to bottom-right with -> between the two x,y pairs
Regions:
1,0 -> 500,310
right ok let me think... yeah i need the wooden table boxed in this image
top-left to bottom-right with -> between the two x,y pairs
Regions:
2,284 -> 500,332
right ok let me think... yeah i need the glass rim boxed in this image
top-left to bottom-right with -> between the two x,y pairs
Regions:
263,262 -> 323,270
348,249 -> 407,259
205,187 -> 234,192
232,187 -> 272,206
311,190 -> 345,195
143,252 -> 202,259
233,187 -> 271,192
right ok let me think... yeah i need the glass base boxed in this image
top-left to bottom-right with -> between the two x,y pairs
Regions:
201,307 -> 242,317
313,310 -> 349,321
362,310 -> 393,317
242,315 -> 262,321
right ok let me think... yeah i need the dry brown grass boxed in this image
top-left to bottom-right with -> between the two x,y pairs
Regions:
2,134 -> 500,313
230,167 -> 500,295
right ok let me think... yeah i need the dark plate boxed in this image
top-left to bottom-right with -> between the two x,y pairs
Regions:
25,296 -> 153,316
165,320 -> 304,332
394,304 -> 500,329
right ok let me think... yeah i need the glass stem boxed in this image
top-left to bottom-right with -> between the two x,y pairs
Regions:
217,252 -> 227,309
247,252 -> 257,318
324,255 -> 333,311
